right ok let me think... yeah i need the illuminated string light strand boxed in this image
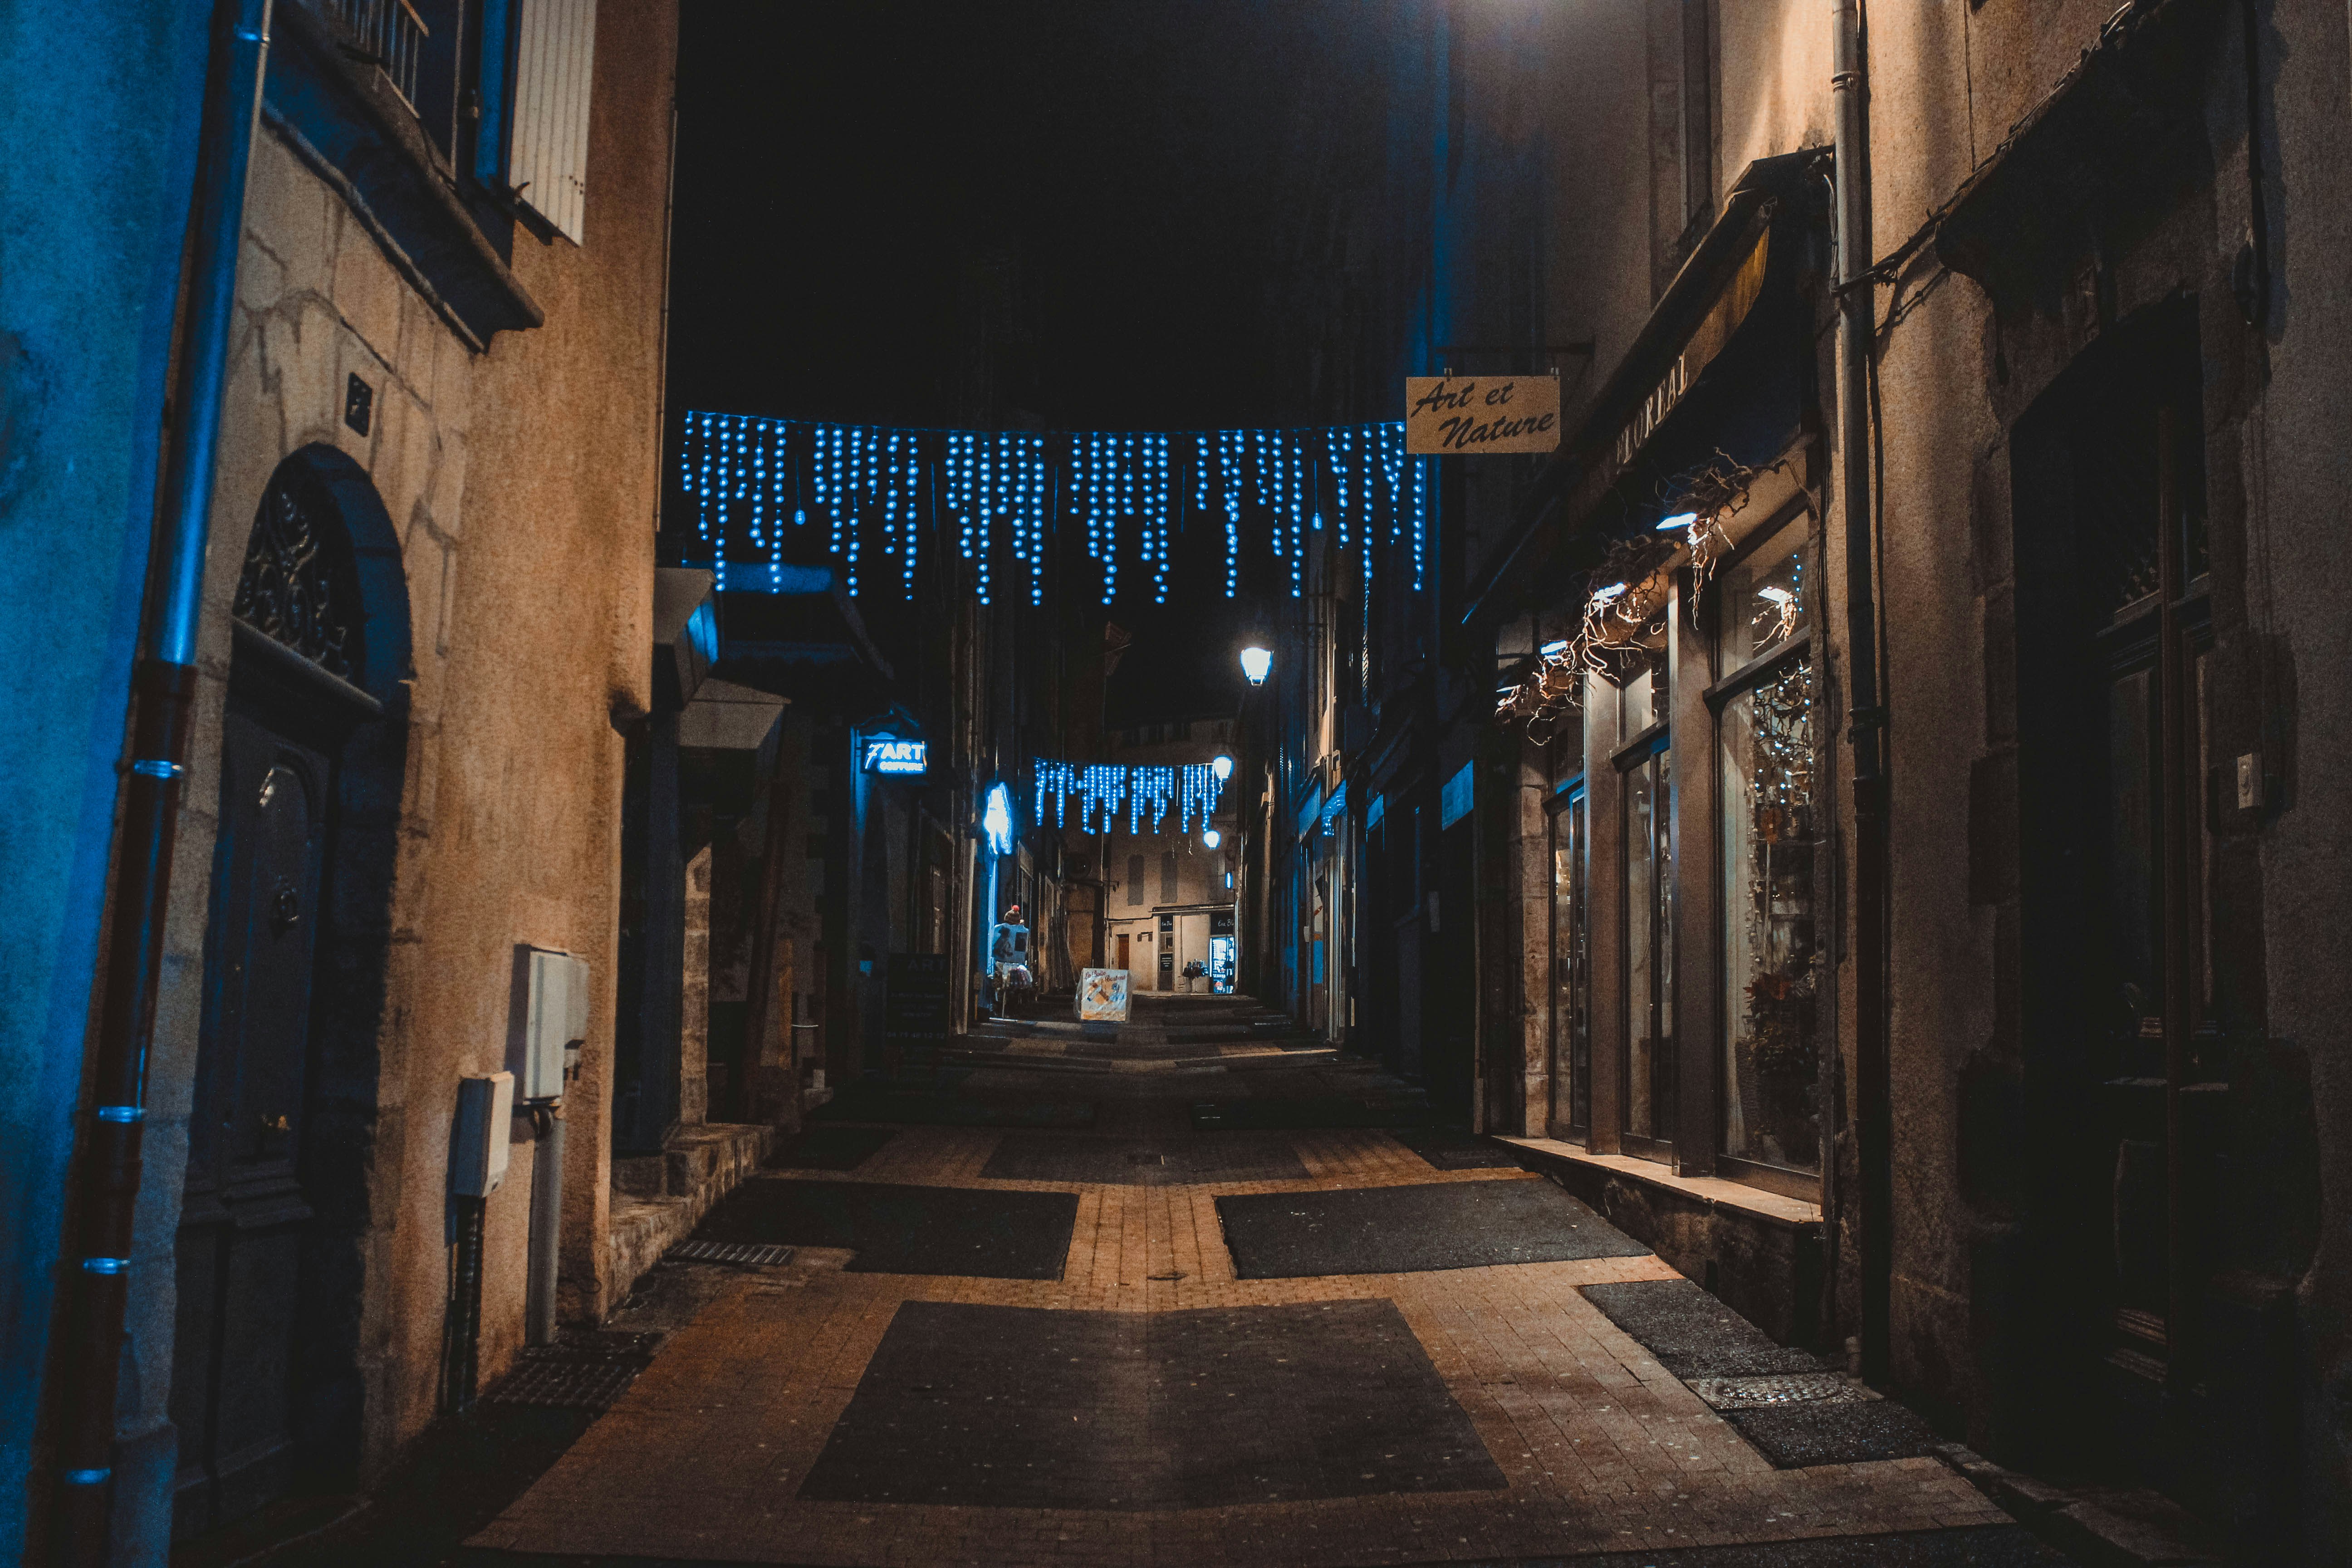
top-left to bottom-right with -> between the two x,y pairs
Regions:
681,414 -> 1430,605
1033,759 -> 1226,836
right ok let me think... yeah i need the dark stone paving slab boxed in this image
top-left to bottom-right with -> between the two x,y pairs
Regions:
1218,1179 -> 1651,1278
694,1179 -> 1077,1279
1444,1523 -> 2078,1566
980,1131 -> 1308,1186
810,1088 -> 1096,1128
1578,1277 -> 1826,1378
795,1298 -> 1504,1510
1723,1400 -> 1947,1469
1387,1125 -> 1528,1171
764,1126 -> 896,1170
1191,1093 -> 1437,1130
1579,1277 -> 1948,1468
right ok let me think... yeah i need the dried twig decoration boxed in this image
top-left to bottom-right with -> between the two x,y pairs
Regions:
1493,450 -> 1793,730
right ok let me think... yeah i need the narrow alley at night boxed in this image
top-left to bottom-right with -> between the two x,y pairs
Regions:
4,4 -> 2348,1568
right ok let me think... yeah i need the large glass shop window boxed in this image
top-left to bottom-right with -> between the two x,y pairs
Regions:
1549,785 -> 1590,1138
1715,520 -> 1821,1172
1621,657 -> 1674,1149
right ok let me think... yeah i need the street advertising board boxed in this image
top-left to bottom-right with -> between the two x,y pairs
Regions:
1078,967 -> 1131,1023
884,952 -> 951,1044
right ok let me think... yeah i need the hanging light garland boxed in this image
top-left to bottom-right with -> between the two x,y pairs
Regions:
1033,758 -> 1225,836
680,413 -> 1431,606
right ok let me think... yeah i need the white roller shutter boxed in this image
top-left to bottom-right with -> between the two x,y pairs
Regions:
507,0 -> 597,244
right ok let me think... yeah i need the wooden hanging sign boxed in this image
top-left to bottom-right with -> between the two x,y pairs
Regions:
1404,375 -> 1561,455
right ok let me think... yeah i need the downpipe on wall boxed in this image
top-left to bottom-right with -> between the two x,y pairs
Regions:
526,1108 -> 565,1347
51,1 -> 274,1560
1831,0 -> 1893,1385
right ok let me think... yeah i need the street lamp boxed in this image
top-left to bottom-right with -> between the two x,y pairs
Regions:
1202,828 -> 1222,849
1240,646 -> 1273,686
1210,754 -> 1234,780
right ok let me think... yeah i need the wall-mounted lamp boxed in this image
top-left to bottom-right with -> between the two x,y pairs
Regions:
1240,646 -> 1273,686
1202,828 -> 1222,849
1210,754 -> 1234,780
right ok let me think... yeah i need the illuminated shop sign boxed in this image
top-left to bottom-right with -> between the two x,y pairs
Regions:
863,737 -> 928,775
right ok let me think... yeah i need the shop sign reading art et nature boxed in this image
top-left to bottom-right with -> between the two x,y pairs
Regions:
1404,375 -> 1562,455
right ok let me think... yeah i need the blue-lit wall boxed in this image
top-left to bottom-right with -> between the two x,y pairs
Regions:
0,6 -> 212,1553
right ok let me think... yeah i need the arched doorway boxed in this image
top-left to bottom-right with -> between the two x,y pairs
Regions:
170,448 -> 409,1540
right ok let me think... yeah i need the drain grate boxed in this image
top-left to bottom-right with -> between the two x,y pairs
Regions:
484,1335 -> 660,1411
666,1240 -> 796,1267
1688,1372 -> 1878,1411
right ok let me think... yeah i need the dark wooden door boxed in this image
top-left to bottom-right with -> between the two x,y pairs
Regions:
2090,404 -> 2213,1387
170,702 -> 330,1538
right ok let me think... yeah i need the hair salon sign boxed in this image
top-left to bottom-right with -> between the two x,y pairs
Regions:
1404,375 -> 1561,455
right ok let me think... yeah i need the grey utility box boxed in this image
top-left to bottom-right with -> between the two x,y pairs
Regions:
510,945 -> 591,1102
452,1071 -> 515,1197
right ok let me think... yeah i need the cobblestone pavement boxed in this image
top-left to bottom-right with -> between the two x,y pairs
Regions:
466,1002 -> 2028,1567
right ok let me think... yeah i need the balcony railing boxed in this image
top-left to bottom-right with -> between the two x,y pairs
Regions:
303,0 -> 428,111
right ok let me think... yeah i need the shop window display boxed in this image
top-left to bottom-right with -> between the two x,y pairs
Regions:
1715,521 -> 1821,1172
1621,655 -> 1674,1150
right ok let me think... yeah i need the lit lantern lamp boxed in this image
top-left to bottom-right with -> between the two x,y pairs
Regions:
1240,647 -> 1273,686
1202,829 -> 1222,849
1211,754 -> 1234,780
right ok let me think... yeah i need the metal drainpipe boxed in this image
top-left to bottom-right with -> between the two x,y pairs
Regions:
526,1107 -> 565,1347
54,0 -> 274,1558
1831,0 -> 1892,1384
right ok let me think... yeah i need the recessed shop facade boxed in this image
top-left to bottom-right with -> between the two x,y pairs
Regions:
1472,152 -> 1839,1343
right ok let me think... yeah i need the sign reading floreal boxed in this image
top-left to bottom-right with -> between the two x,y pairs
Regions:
1404,375 -> 1561,455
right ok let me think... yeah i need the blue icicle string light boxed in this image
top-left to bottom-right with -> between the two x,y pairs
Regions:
1034,759 -> 1225,837
680,413 -> 1432,604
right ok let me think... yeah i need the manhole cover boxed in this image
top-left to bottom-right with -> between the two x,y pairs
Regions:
1688,1372 -> 1877,1411
667,1240 -> 796,1267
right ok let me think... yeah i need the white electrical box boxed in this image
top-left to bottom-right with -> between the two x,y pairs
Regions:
453,1072 -> 514,1197
510,945 -> 591,1102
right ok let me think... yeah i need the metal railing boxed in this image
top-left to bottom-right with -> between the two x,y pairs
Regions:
303,0 -> 428,111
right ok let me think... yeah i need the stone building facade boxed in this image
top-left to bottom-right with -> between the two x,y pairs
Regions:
1421,1 -> 2352,1560
10,2 -> 687,1558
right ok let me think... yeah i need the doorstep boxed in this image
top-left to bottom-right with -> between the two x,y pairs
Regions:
1499,1136 -> 1826,1346
606,1122 -> 773,1314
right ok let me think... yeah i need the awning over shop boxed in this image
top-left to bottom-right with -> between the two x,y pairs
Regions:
1294,783 -> 1324,838
1318,783 -> 1348,836
1460,147 -> 1827,635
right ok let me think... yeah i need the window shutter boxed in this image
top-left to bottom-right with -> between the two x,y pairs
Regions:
506,0 -> 596,244
1127,857 -> 1144,906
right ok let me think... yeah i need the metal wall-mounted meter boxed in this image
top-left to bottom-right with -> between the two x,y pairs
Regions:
510,945 -> 590,1102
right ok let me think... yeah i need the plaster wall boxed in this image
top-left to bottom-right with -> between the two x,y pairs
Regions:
1855,4 -> 2009,1437
2236,2 -> 2352,1552
0,12 -> 210,1556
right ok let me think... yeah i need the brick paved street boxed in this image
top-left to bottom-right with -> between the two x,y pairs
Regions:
462,1003 -> 2041,1567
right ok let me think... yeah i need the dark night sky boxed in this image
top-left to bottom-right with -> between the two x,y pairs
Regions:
664,1 -> 1376,723
667,0 -> 1339,431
